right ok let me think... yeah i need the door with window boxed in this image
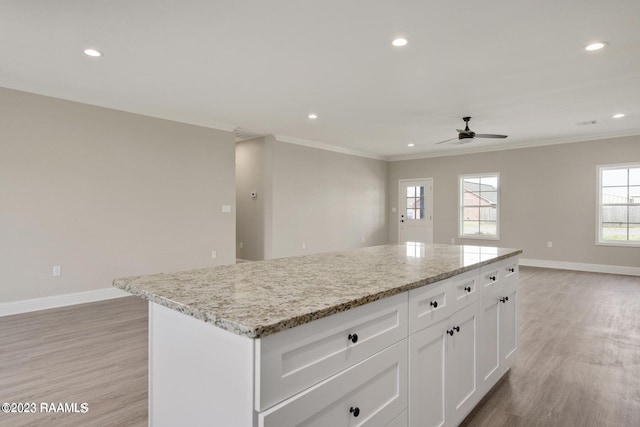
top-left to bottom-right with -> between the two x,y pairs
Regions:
399,179 -> 433,244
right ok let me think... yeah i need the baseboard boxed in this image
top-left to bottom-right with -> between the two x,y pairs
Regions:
520,258 -> 640,277
0,287 -> 130,317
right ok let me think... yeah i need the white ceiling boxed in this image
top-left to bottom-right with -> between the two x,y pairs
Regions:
1,0 -> 639,160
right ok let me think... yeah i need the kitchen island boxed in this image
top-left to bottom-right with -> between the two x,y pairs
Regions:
114,243 -> 522,427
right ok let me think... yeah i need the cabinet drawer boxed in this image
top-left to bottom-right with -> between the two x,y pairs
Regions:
480,257 -> 519,296
259,340 -> 407,427
450,269 -> 481,312
500,257 -> 519,282
256,292 -> 408,411
409,278 -> 453,334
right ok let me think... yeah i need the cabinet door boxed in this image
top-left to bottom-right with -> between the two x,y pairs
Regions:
499,282 -> 518,372
446,301 -> 481,426
409,321 -> 447,427
259,340 -> 407,427
478,291 -> 501,395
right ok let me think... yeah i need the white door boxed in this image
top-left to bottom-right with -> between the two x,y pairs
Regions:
398,179 -> 433,244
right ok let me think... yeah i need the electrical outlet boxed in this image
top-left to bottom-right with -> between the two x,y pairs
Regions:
547,241 -> 553,248
302,242 -> 306,249
239,241 -> 244,249
52,265 -> 61,277
222,205 -> 231,213
211,250 -> 217,259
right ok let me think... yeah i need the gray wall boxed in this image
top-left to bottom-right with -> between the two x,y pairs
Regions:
236,137 -> 389,260
389,136 -> 640,268
235,136 -> 274,261
1,87 -> 236,303
271,140 -> 388,258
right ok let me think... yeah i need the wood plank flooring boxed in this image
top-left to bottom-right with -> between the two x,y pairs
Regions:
0,267 -> 638,426
0,296 -> 147,427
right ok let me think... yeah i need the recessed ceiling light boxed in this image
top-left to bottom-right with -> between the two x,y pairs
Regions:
392,38 -> 408,47
408,143 -> 415,147
585,42 -> 607,51
307,113 -> 318,119
612,113 -> 625,119
84,48 -> 102,57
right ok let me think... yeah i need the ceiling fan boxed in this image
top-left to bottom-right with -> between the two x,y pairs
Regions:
435,117 -> 508,144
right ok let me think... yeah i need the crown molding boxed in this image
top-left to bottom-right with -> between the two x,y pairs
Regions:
274,134 -> 389,161
388,130 -> 640,162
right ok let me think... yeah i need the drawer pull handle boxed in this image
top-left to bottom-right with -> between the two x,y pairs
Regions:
348,333 -> 358,344
464,286 -> 471,292
453,326 -> 460,333
489,275 -> 497,281
447,329 -> 454,336
500,296 -> 509,303
430,300 -> 438,308
350,406 -> 360,417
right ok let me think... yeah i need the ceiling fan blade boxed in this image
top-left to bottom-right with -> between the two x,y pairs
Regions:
474,134 -> 508,139
435,137 -> 458,145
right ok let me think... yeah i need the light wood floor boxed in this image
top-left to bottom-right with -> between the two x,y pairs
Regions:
1,267 -> 639,426
0,296 -> 147,427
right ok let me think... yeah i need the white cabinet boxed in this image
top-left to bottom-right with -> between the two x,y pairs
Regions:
409,301 -> 481,427
410,257 -> 519,427
148,256 -> 519,427
478,280 -> 519,395
257,292 -> 408,411
409,320 -> 447,427
259,340 -> 407,427
446,301 -> 481,425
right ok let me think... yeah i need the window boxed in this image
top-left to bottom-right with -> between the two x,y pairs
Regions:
406,185 -> 425,220
597,164 -> 640,246
459,173 -> 499,239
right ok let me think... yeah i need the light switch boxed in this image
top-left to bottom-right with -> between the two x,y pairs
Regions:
222,205 -> 231,213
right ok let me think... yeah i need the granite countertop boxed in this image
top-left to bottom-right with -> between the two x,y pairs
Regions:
113,244 -> 522,338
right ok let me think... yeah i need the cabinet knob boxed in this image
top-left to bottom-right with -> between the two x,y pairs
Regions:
489,275 -> 497,281
430,300 -> 438,308
464,286 -> 471,292
447,329 -> 454,336
508,268 -> 515,273
500,297 -> 509,303
350,406 -> 360,417
453,326 -> 460,332
348,333 -> 358,343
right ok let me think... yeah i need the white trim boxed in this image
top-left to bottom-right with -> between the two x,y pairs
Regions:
274,134 -> 388,161
520,258 -> 640,277
398,178 -> 434,244
459,172 -> 500,240
595,163 -> 640,247
389,130 -> 640,162
0,287 -> 129,317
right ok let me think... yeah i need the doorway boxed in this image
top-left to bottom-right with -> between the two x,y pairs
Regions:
398,178 -> 433,244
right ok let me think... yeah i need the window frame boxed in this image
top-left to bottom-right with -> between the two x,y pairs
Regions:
458,172 -> 500,241
596,163 -> 640,247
